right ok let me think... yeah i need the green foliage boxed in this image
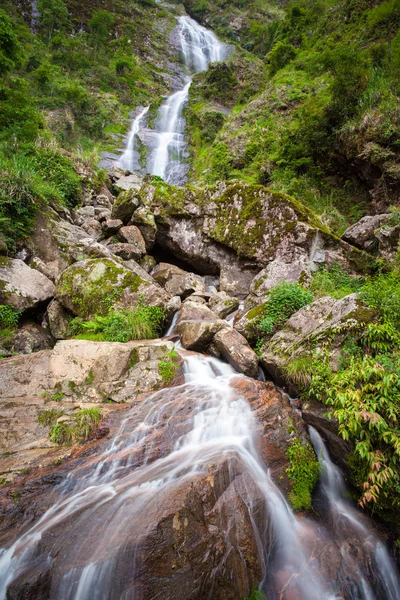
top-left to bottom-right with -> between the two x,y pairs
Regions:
243,589 -> 266,600
0,147 -> 81,251
0,305 -> 20,329
362,270 -> 400,329
89,10 -> 115,50
37,0 -> 69,42
310,263 -> 363,299
286,438 -> 320,510
0,9 -> 22,74
70,302 -> 166,343
158,349 -> 180,383
49,407 -> 102,445
268,41 -> 297,76
259,282 -> 313,337
37,409 -> 63,427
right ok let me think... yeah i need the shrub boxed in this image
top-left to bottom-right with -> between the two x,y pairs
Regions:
258,282 -> 313,337
49,407 -> 102,445
158,349 -> 180,383
286,438 -> 320,510
361,270 -> 400,329
0,305 -> 20,329
268,41 -> 297,76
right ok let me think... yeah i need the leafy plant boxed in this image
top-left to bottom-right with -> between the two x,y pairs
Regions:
49,407 -> 102,445
158,349 -> 180,383
362,270 -> 400,329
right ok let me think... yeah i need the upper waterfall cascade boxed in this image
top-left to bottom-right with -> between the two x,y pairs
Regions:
118,16 -> 227,185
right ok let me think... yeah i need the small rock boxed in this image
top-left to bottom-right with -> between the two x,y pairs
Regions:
108,243 -> 145,261
208,291 -> 239,319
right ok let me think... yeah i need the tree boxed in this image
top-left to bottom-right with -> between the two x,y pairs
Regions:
0,9 -> 22,74
89,10 -> 115,53
37,0 -> 69,43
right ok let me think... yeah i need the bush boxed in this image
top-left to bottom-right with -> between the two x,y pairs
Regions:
158,349 -> 180,383
286,438 -> 320,510
268,41 -> 297,76
258,282 -> 313,337
49,407 -> 102,445
70,302 -> 166,342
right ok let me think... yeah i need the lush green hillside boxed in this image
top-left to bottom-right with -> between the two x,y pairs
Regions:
186,0 -> 400,234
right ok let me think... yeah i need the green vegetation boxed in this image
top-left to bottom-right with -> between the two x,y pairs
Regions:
243,589 -> 267,600
158,349 -> 180,383
70,301 -> 166,342
286,437 -> 320,510
258,282 -> 313,337
48,407 -> 102,445
0,304 -> 20,351
0,0 -> 178,253
187,0 -> 400,234
310,263 -> 363,300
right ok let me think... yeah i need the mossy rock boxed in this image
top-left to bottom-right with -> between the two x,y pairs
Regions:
56,258 -> 147,318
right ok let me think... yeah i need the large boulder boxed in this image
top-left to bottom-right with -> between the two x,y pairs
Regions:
11,322 -> 54,355
131,206 -> 157,250
46,299 -> 71,340
234,304 -> 265,345
141,181 -> 369,278
0,258 -> 55,312
213,328 -> 259,377
111,188 -> 141,222
0,372 -> 311,600
178,319 -> 226,351
260,293 -> 377,388
56,258 -> 170,318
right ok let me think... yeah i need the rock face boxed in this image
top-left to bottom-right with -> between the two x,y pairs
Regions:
56,257 -> 170,318
178,319 -> 226,351
141,181 -> 369,277
260,293 -> 377,387
0,258 -> 55,312
0,339 -> 178,482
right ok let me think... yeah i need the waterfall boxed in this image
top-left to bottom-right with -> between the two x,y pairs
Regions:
309,426 -> 400,600
118,106 -> 149,172
0,353 -> 334,599
118,16 -> 226,185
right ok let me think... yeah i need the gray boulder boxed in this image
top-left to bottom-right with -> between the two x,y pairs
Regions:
46,299 -> 71,340
0,259 -> 55,312
260,293 -> 377,388
342,214 -> 390,252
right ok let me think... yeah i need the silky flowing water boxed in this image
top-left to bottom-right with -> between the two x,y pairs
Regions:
118,16 -> 226,184
1,348 -> 399,598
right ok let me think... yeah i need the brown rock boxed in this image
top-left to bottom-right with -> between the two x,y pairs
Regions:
214,328 -> 259,377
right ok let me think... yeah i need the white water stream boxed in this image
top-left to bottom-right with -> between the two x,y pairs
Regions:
118,16 -> 226,184
309,426 -> 400,600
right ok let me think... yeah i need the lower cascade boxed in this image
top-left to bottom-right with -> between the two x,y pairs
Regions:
118,15 -> 226,185
1,347 -> 399,599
